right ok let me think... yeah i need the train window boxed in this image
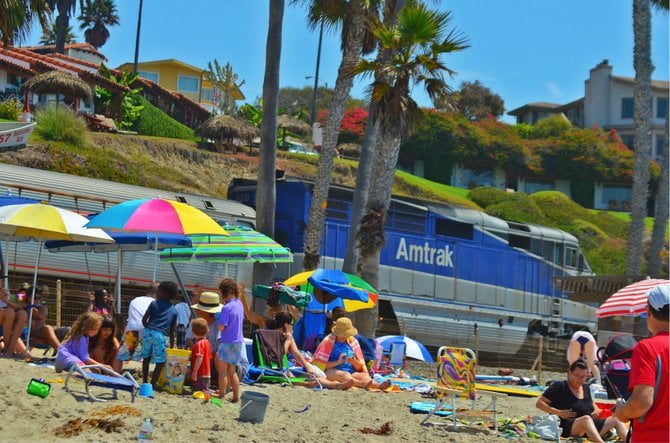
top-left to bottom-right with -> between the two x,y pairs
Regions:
386,210 -> 425,234
509,234 -> 530,250
435,218 -> 473,240
175,196 -> 187,203
325,199 -> 349,220
565,247 -> 578,268
554,246 -> 563,265
203,200 -> 215,209
507,221 -> 530,232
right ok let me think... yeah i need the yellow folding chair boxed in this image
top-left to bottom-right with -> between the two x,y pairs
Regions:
421,347 -> 506,433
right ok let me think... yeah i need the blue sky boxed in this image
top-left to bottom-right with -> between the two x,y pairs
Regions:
26,0 -> 669,123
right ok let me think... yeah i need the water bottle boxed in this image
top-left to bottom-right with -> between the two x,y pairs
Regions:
138,418 -> 153,441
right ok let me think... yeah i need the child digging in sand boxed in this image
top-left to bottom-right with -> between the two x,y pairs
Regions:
141,281 -> 178,390
189,318 -> 212,392
215,278 -> 244,402
55,311 -> 108,372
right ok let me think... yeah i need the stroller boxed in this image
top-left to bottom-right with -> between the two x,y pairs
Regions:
597,333 -> 637,400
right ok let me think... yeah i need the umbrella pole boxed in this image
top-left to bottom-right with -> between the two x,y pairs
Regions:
25,240 -> 43,355
116,250 -> 123,315
170,262 -> 196,319
152,235 -> 158,282
3,239 -> 9,291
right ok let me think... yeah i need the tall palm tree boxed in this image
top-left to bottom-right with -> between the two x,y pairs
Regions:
352,2 -> 468,336
253,0 -> 285,293
626,0 -> 668,274
77,0 -> 119,49
297,0 -> 379,271
46,0 -> 80,53
0,0 -> 51,48
38,22 -> 75,45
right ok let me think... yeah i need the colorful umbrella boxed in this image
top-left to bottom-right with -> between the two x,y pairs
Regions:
85,198 -> 228,236
376,335 -> 434,363
283,269 -> 377,312
159,225 -> 292,263
0,203 -> 113,353
0,196 -> 39,290
597,278 -> 670,318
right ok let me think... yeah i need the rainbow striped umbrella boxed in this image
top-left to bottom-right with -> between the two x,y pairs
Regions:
597,279 -> 670,317
283,269 -> 377,312
85,198 -> 228,236
159,225 -> 293,263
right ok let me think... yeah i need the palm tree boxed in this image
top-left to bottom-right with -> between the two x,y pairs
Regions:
46,0 -> 80,53
0,0 -> 51,48
626,0 -> 668,274
77,0 -> 119,49
253,0 -> 285,293
38,22 -> 75,45
297,0 -> 379,271
352,2 -> 468,336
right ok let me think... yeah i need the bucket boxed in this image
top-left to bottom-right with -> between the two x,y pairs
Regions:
239,391 -> 269,424
157,348 -> 191,394
139,383 -> 154,398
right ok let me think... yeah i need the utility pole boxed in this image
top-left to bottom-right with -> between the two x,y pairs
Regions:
310,19 -> 324,125
133,0 -> 144,74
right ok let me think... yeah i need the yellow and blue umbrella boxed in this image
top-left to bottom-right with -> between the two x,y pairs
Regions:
159,225 -> 293,263
283,269 -> 377,312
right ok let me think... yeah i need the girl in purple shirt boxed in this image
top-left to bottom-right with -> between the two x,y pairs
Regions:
215,278 -> 244,403
55,312 -> 105,372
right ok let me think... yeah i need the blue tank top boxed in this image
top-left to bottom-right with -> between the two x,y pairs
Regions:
329,340 -> 354,373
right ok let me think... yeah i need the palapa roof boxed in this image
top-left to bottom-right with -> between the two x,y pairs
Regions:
21,70 -> 92,100
196,114 -> 260,142
277,114 -> 311,136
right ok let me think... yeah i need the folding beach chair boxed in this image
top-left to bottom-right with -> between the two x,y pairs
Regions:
421,347 -> 506,433
389,341 -> 406,372
64,364 -> 139,402
248,329 -> 322,389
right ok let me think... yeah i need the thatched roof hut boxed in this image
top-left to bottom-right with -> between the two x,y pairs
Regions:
277,114 -> 311,136
196,114 -> 260,152
21,70 -> 93,101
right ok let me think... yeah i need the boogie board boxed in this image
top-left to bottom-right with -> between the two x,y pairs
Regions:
409,401 -> 452,416
475,383 -> 540,397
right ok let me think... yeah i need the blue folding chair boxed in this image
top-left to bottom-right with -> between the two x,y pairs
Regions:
64,364 -> 139,402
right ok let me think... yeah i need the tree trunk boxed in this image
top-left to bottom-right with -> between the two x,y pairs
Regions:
647,114 -> 669,275
627,0 -> 654,275
253,0 -> 284,300
55,5 -> 69,54
302,1 -> 367,271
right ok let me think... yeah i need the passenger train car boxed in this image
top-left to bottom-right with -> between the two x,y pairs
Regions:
0,163 -> 257,290
227,176 -> 598,355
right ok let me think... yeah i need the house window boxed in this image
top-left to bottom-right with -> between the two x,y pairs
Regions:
657,97 -> 668,119
178,75 -> 199,93
602,185 -> 631,210
655,134 -> 666,160
620,134 -> 635,150
201,87 -> 215,101
138,71 -> 159,83
621,97 -> 634,119
524,181 -> 554,194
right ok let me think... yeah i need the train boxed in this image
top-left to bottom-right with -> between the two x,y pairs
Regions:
227,176 -> 598,354
0,163 -> 598,354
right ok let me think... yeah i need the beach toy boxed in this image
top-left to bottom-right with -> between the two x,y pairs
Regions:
239,391 -> 269,423
210,398 -> 223,408
138,383 -> 154,398
192,391 -> 206,400
27,378 -> 51,398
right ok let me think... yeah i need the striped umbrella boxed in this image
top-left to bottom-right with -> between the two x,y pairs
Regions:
159,225 -> 293,263
596,278 -> 670,318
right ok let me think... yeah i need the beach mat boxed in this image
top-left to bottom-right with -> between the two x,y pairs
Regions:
410,401 -> 452,416
475,383 -> 540,397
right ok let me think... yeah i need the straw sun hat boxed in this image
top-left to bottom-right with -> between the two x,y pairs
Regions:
332,317 -> 357,338
191,291 -> 223,313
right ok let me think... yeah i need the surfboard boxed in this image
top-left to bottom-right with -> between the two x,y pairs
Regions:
475,383 -> 541,397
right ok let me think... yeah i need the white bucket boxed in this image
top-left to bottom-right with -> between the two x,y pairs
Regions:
239,391 -> 269,424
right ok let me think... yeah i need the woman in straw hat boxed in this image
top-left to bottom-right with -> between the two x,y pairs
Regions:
312,317 -> 391,390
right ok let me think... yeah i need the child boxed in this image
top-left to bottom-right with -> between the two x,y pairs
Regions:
141,281 -> 178,389
174,295 -> 191,349
189,318 -> 211,391
88,289 -> 110,316
55,311 -> 105,372
89,316 -> 120,366
215,278 -> 244,402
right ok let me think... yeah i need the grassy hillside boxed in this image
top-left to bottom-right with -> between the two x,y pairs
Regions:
0,130 -> 661,275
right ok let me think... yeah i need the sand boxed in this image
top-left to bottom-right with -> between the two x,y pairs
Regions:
0,356 -> 577,442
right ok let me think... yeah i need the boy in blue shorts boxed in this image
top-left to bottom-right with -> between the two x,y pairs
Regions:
141,281 -> 178,390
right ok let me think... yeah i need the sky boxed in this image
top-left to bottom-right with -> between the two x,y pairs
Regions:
25,0 -> 669,123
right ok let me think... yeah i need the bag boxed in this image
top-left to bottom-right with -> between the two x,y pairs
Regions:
528,414 -> 562,441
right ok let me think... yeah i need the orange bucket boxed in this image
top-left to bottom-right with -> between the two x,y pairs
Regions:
596,402 -> 614,418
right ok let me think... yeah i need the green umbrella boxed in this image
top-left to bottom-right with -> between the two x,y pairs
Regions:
159,225 -> 293,263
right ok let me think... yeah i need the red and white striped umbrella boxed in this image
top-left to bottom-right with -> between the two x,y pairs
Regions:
597,279 -> 670,318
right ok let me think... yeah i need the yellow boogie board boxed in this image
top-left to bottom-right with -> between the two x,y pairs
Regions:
158,348 -> 191,394
475,383 -> 540,397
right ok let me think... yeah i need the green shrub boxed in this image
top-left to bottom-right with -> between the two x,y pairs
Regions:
34,105 -> 87,147
571,219 -> 609,250
586,237 -> 628,275
485,199 -> 547,224
0,97 -> 23,121
468,187 -> 509,208
131,96 -> 196,140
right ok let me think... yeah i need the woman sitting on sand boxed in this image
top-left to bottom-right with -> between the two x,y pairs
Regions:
312,317 -> 391,390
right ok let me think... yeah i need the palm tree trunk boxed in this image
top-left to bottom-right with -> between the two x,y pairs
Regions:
647,115 -> 669,275
55,1 -> 70,54
253,0 -> 284,296
302,1 -> 366,271
627,0 -> 654,275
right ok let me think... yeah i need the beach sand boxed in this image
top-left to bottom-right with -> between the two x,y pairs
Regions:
1,356 -> 572,442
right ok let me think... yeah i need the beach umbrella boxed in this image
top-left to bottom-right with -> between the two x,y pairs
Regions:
0,196 -> 39,290
45,230 -> 192,313
597,279 -> 670,318
283,268 -> 377,312
0,202 -> 113,352
159,225 -> 292,263
376,335 -> 434,363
